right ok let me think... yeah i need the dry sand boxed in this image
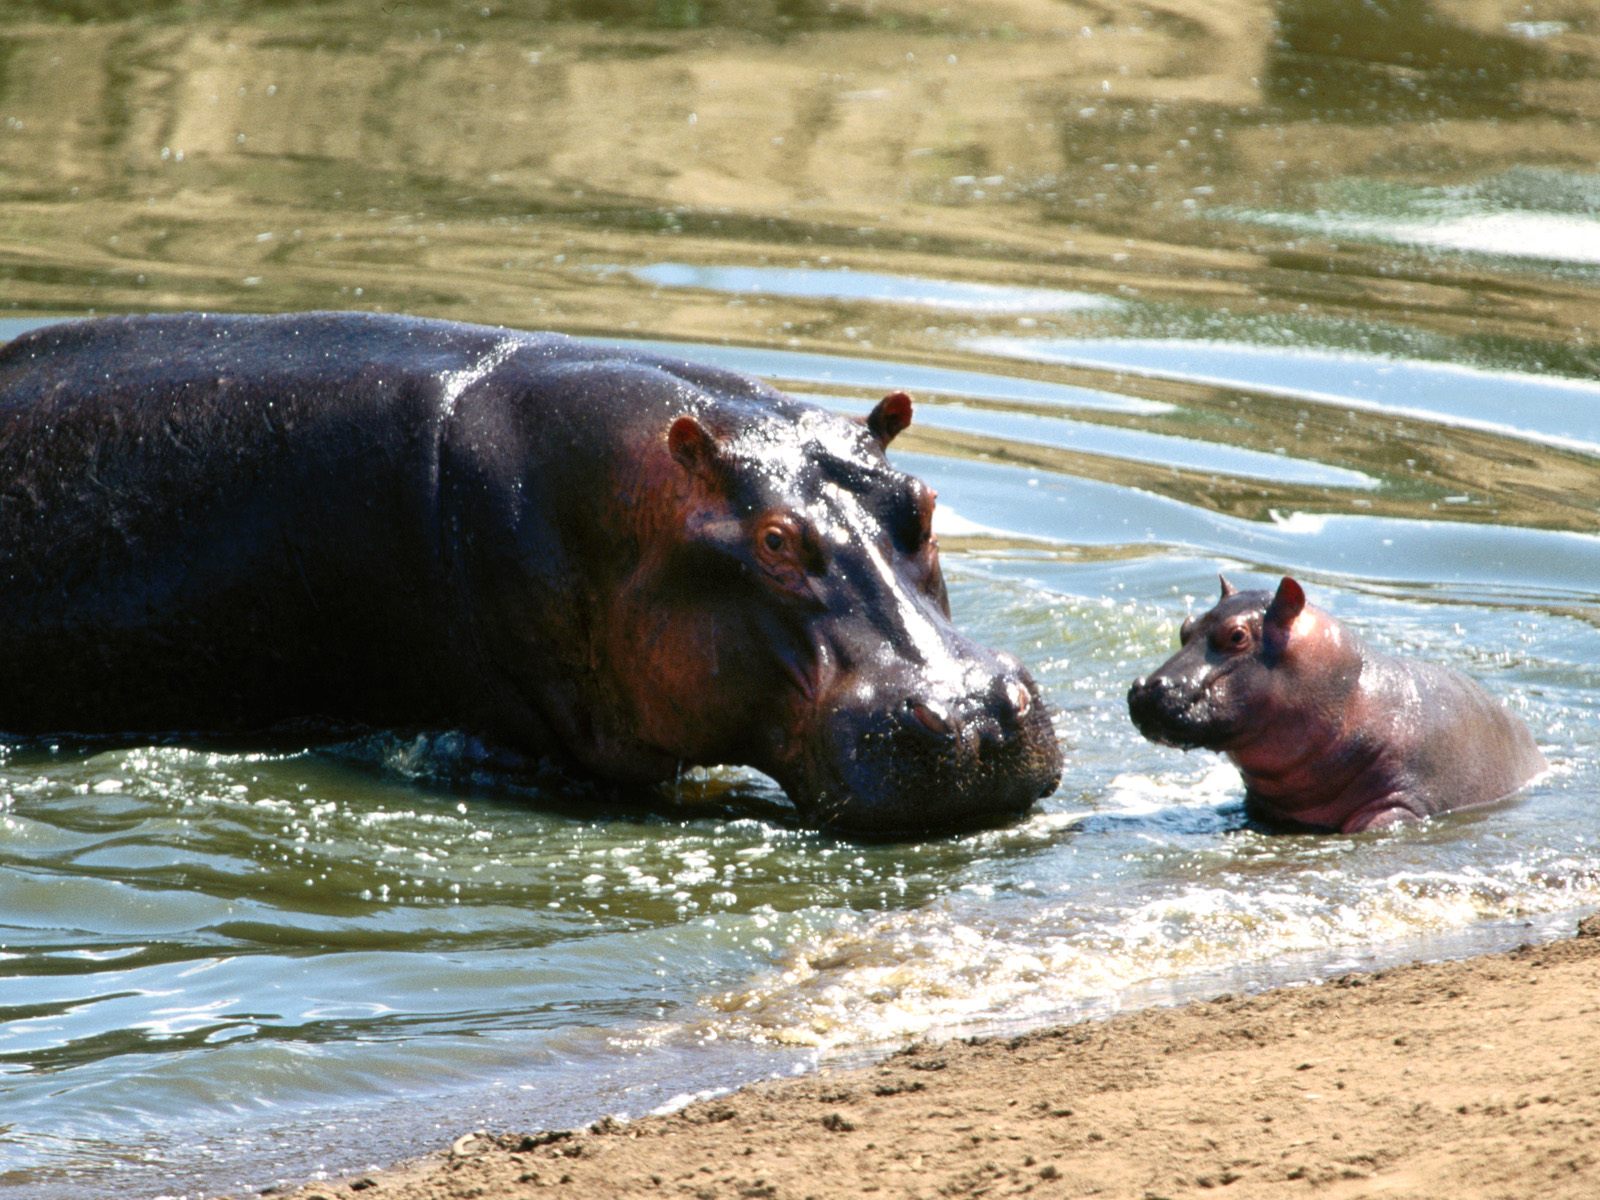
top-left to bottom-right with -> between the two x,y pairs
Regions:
268,914 -> 1600,1200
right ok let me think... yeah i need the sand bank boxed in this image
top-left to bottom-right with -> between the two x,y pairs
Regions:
268,915 -> 1600,1200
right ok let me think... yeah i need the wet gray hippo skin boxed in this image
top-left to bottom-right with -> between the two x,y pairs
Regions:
1126,576 -> 1545,833
0,312 -> 1062,836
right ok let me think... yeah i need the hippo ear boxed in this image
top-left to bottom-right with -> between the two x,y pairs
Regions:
667,414 -> 725,484
1260,579 -> 1299,662
865,391 -> 913,450
1265,576 -> 1306,625
1219,574 -> 1237,599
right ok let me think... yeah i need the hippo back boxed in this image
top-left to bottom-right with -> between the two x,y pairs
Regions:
0,313 -> 522,734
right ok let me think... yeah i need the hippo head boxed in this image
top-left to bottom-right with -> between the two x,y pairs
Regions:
1126,575 -> 1360,756
637,391 -> 1062,836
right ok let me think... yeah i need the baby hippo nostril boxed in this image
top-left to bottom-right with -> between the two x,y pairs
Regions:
907,698 -> 955,739
1128,677 -> 1160,708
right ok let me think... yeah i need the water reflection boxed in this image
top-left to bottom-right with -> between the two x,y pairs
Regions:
0,2 -> 1598,1198
608,338 -> 1170,413
1,0 -> 1596,369
1270,0 -> 1560,118
1222,171 -> 1600,267
611,262 -> 1120,312
975,337 -> 1600,450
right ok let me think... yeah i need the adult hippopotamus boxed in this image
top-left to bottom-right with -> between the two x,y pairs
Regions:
1126,576 -> 1544,832
0,312 -> 1061,835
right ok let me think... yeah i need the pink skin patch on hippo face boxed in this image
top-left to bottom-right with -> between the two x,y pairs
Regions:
1296,608 -> 1329,643
1282,606 -> 1344,665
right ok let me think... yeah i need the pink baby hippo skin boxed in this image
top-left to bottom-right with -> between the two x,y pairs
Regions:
1126,576 -> 1546,833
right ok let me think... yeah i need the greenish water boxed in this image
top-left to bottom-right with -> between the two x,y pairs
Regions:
0,3 -> 1598,1196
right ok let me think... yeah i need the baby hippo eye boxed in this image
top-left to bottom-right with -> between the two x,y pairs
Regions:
763,528 -> 786,553
1213,623 -> 1251,652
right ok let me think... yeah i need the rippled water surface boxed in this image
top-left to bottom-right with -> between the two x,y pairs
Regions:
1,3 -> 1598,1196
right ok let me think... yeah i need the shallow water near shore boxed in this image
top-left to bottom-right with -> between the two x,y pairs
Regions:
1,3 -> 1599,1196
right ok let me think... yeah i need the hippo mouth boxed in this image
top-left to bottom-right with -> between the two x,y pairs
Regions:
1126,677 -> 1235,751
779,679 -> 1064,837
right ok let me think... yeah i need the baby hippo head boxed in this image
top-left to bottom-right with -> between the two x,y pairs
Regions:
1126,575 -> 1356,753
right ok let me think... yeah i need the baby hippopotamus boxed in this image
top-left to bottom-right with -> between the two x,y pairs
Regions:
1126,576 -> 1545,832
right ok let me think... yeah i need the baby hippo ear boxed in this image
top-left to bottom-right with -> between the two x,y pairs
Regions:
1219,574 -> 1238,599
865,391 -> 913,450
1263,576 -> 1307,659
1265,576 -> 1306,625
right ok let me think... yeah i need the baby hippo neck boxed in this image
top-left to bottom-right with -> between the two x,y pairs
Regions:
1230,660 -> 1404,831
1235,732 -> 1399,831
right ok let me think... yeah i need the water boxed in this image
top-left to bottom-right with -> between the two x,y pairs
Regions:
1,3 -> 1598,1196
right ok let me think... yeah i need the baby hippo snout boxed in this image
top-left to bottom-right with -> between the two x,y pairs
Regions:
1126,674 -> 1209,750
1126,674 -> 1164,732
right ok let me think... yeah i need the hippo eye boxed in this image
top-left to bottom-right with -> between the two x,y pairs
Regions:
753,515 -> 824,595
756,522 -> 795,562
914,485 -> 936,547
888,483 -> 936,554
1213,623 -> 1252,652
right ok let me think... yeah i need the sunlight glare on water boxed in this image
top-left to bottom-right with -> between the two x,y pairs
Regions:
1220,171 -> 1600,266
970,338 -> 1600,453
1,2 -> 1598,1197
612,263 -> 1122,313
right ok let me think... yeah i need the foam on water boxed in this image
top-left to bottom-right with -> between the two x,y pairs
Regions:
698,787 -> 1600,1052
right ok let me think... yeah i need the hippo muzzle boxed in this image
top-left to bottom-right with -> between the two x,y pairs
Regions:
783,653 -> 1063,836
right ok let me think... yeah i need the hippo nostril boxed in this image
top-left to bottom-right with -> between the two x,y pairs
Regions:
1128,677 -> 1163,707
907,699 -> 955,739
1007,680 -> 1032,718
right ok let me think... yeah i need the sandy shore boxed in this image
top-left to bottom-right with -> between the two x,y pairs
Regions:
266,914 -> 1600,1200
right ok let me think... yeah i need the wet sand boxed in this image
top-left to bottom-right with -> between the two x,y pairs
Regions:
269,914 -> 1600,1200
